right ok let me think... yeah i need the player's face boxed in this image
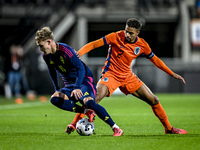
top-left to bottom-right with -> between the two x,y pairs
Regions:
38,40 -> 52,55
125,25 -> 140,43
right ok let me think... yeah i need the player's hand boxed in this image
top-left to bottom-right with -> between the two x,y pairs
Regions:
75,51 -> 81,59
171,73 -> 186,84
71,89 -> 83,100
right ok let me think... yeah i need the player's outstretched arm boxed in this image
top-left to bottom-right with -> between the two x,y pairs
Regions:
149,55 -> 186,84
78,38 -> 105,56
171,73 -> 186,84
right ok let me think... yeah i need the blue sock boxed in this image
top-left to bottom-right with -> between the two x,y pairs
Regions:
50,97 -> 84,113
86,100 -> 115,127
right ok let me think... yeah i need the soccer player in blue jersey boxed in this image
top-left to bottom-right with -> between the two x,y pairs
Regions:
35,27 -> 123,136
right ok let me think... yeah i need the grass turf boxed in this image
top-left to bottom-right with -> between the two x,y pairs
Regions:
0,94 -> 200,150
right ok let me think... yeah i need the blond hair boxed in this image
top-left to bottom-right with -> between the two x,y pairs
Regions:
35,27 -> 54,45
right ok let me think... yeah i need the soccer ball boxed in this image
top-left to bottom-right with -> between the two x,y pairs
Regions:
76,118 -> 95,136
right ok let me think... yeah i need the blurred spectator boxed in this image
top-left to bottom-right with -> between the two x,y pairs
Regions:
0,46 -> 6,94
6,45 -> 34,99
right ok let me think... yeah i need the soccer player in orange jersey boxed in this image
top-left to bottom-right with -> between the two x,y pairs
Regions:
66,18 -> 188,135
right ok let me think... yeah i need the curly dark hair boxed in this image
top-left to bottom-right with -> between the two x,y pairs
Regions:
126,18 -> 142,30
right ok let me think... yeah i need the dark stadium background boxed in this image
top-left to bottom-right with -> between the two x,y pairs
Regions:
0,0 -> 199,95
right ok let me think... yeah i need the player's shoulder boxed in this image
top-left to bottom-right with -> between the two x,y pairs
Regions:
136,36 -> 152,54
137,37 -> 150,47
57,42 -> 70,49
106,30 -> 124,42
57,42 -> 76,59
116,30 -> 125,37
107,30 -> 124,37
116,30 -> 125,34
57,42 -> 74,52
137,36 -> 147,43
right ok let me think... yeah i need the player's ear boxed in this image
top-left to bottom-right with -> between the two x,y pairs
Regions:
47,40 -> 51,45
137,30 -> 140,35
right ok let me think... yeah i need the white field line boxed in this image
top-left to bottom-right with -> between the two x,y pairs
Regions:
0,101 -> 49,110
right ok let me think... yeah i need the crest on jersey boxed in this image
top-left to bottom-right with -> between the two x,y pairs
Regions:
60,56 -> 65,64
134,47 -> 141,55
103,77 -> 109,82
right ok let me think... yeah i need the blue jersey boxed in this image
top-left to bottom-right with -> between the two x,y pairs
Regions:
43,42 -> 94,91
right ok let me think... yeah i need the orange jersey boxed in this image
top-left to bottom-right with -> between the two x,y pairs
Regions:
79,30 -> 174,76
102,31 -> 152,76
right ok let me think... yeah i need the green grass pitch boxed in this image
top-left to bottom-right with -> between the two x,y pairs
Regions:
0,94 -> 200,150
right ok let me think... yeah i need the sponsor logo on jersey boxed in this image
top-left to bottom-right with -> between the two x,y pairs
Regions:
134,47 -> 140,55
103,77 -> 109,82
60,56 -> 65,64
58,65 -> 66,72
50,60 -> 54,64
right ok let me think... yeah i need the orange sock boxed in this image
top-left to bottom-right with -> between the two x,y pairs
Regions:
151,102 -> 172,131
71,113 -> 86,125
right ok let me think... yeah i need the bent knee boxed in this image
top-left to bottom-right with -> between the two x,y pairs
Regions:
51,92 -> 58,98
151,95 -> 159,106
50,97 -> 59,105
83,97 -> 94,105
51,91 -> 68,100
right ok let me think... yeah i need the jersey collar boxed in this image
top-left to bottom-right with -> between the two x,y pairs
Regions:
56,43 -> 59,51
125,36 -> 138,44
